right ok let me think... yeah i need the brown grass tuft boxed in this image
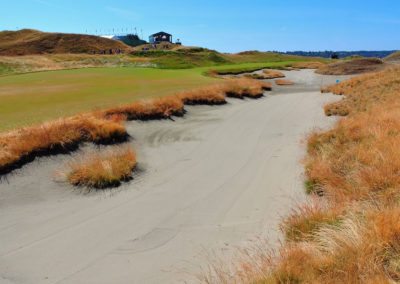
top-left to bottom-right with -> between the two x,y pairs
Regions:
281,199 -> 343,242
223,78 -> 271,99
65,147 -> 136,189
275,79 -> 294,86
103,96 -> 185,120
262,69 -> 286,79
177,84 -> 227,105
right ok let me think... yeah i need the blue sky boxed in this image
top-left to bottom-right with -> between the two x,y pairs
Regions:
1,0 -> 399,52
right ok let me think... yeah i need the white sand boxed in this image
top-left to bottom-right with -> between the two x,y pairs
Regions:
0,70 -> 346,283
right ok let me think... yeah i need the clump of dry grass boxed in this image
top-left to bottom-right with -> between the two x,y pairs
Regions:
275,79 -> 294,85
0,116 -> 128,175
103,96 -> 185,120
177,84 -> 227,105
281,199 -> 343,242
223,78 -> 271,99
263,205 -> 400,283
262,69 -> 286,79
65,147 -> 136,189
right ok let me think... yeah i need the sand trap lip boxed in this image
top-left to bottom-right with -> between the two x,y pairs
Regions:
0,70 -> 350,283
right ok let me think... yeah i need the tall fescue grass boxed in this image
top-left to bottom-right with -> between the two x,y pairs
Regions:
0,116 -> 128,175
223,78 -> 271,99
0,77 -> 269,176
65,147 -> 136,189
178,84 -> 227,105
205,66 -> 400,283
103,96 -> 185,120
262,69 -> 286,79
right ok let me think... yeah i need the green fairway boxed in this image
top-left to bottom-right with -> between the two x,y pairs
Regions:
0,67 -> 218,131
0,61 -> 298,132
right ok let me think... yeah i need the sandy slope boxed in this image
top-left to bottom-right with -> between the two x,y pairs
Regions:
0,70 -> 347,284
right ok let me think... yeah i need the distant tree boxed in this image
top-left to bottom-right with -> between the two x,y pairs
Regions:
331,53 -> 339,59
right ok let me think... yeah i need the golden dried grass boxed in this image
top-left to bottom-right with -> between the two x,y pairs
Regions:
177,84 -> 227,105
0,116 -> 127,175
262,69 -> 286,79
223,78 -> 271,98
65,147 -> 136,188
275,79 -> 294,85
103,96 -> 185,120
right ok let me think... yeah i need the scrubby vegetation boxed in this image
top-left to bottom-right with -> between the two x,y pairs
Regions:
207,66 -> 400,283
65,147 -> 136,189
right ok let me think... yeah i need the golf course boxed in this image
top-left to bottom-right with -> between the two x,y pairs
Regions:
1,1 -> 400,282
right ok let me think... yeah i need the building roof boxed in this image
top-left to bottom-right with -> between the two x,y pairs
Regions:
150,31 -> 172,37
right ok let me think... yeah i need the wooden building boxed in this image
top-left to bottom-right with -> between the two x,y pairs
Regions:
149,32 -> 172,44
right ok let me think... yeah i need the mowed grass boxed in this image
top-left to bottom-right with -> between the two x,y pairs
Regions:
0,61 -> 297,132
0,67 -> 217,132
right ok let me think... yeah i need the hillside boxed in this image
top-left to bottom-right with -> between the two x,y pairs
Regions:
0,29 -> 132,55
286,50 -> 398,59
316,58 -> 385,75
131,47 -> 230,68
130,48 -> 326,69
385,51 -> 400,62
